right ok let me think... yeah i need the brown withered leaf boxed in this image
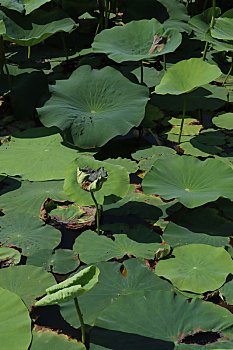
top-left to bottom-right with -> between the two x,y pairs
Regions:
148,34 -> 167,55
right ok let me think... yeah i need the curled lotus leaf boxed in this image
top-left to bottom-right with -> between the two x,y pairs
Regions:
77,166 -> 108,192
35,265 -> 99,306
38,65 -> 149,149
92,19 -> 182,63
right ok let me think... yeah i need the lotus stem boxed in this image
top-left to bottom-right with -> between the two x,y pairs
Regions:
202,0 -> 216,61
178,94 -> 187,145
91,191 -> 100,234
163,54 -> 166,71
140,61 -> 144,84
74,297 -> 86,344
27,46 -> 31,60
222,56 -> 233,86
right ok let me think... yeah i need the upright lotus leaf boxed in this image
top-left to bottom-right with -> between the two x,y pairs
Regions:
92,290 -> 233,348
154,58 -> 221,95
0,0 -> 52,14
0,19 -> 5,34
0,288 -> 32,350
211,17 -> 233,40
156,244 -> 233,294
142,155 -> 233,208
0,127 -> 94,181
64,156 -> 129,206
38,65 -> 149,148
189,7 -> 221,41
92,19 -> 182,63
0,8 -> 76,47
35,265 -> 99,306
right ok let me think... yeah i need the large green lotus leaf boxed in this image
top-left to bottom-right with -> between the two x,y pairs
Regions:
73,230 -> 169,263
213,113 -> 233,130
0,180 -> 66,217
0,287 -> 31,350
163,222 -> 229,248
189,7 -> 221,41
64,156 -> 129,206
0,127 -> 92,181
93,290 -> 233,348
156,244 -> 233,293
35,265 -> 99,306
0,265 -> 54,308
27,249 -> 79,274
154,58 -> 221,95
0,247 -> 21,265
38,65 -> 149,148
0,214 -> 61,255
0,8 -> 76,47
92,19 -> 182,63
1,0 -> 52,14
151,84 -> 231,111
180,140 -> 222,158
61,259 -> 174,328
31,329 -> 85,350
142,155 -> 233,208
211,18 -> 233,40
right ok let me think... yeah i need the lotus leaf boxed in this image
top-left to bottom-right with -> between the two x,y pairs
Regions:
132,146 -> 176,171
0,0 -> 52,14
142,155 -> 233,208
73,230 -> 169,263
0,180 -> 66,217
0,287 -> 31,350
154,58 -> 221,95
180,140 -> 221,158
0,265 -> 55,308
0,214 -> 61,255
211,18 -> 233,40
92,19 -> 182,63
156,244 -> 233,293
0,246 -> 21,265
92,290 -> 233,349
0,19 -> 5,34
163,222 -> 229,248
0,8 -> 76,47
64,156 -> 129,206
189,7 -> 221,41
0,127 -> 92,181
104,158 -> 138,174
38,65 -> 149,148
31,329 -> 85,350
220,279 -> 233,305
168,117 -> 202,136
35,265 -> 99,306
27,249 -> 79,274
213,113 -> 233,130
60,259 -> 174,328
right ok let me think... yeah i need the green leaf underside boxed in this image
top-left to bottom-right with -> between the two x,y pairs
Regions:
156,244 -> 233,293
154,58 -> 221,95
38,65 -> 149,149
1,0 -> 52,15
142,155 -> 233,208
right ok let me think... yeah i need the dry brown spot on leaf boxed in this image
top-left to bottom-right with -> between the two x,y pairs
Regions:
148,34 -> 168,55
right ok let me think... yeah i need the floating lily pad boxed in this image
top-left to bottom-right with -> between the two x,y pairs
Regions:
0,180 -> 66,217
213,113 -> 233,130
163,222 -> 229,248
104,158 -> 138,174
180,140 -> 222,157
0,8 -> 76,47
0,247 -> 21,266
38,65 -> 149,148
0,287 -> 32,350
0,214 -> 61,256
156,244 -> 233,293
168,117 -> 202,135
0,127 -> 91,181
92,19 -> 182,63
27,249 -> 79,274
0,0 -> 52,14
132,146 -> 176,171
31,329 -> 85,350
142,155 -> 233,208
64,156 -> 129,206
73,230 -> 169,263
0,265 -> 55,308
154,58 -> 221,95
60,259 -> 174,328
